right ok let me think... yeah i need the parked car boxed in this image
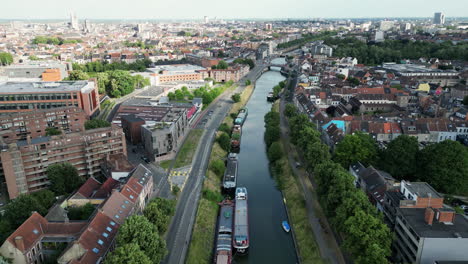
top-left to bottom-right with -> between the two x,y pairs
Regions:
140,156 -> 150,163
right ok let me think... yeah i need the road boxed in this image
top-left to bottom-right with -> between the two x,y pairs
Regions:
279,86 -> 346,263
163,75 -> 253,264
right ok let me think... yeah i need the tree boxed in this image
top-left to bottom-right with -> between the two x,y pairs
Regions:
46,163 -> 83,195
0,52 -> 13,66
231,93 -> 241,103
214,60 -> 228,70
105,243 -> 152,264
334,190 -> 375,232
116,215 -> 167,263
67,203 -> 95,220
106,70 -> 136,98
342,210 -> 392,263
167,92 -> 176,101
245,79 -> 252,86
303,142 -> 331,170
417,140 -> 468,195
284,104 -> 297,118
289,114 -> 310,144
30,189 -> 56,209
272,85 -> 282,97
463,95 -> 468,106
84,119 -> 111,130
45,127 -> 61,136
3,194 -> 47,227
267,142 -> 283,162
143,198 -> 175,234
210,159 -> 225,177
174,89 -> 184,101
379,135 -> 419,180
96,72 -> 109,94
334,132 -> 378,169
218,123 -> 231,135
133,75 -> 150,89
217,132 -> 231,152
67,70 -> 89,81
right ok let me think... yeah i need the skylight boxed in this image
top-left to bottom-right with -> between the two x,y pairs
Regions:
102,232 -> 109,238
98,239 -> 104,245
106,227 -> 112,232
110,221 -> 116,226
92,248 -> 99,253
32,229 -> 39,235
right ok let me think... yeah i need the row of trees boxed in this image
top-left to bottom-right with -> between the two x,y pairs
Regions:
285,104 -> 392,263
72,59 -> 152,73
276,31 -> 337,49
123,40 -> 155,50
211,60 -> 228,70
105,198 -> 175,263
32,36 -> 82,45
334,132 -> 468,195
67,69 -> 150,97
324,37 -> 468,65
0,52 -> 13,66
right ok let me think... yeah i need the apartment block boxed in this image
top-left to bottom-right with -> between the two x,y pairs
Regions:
2,62 -> 71,81
0,107 -> 87,143
0,80 -> 100,117
382,181 -> 468,263
0,125 -> 126,199
199,64 -> 250,83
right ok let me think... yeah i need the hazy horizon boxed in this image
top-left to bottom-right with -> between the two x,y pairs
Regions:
0,0 -> 467,20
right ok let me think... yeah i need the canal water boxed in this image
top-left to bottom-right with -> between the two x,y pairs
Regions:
235,58 -> 297,264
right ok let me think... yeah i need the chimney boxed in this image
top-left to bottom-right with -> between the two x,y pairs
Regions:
436,209 -> 455,224
26,135 -> 31,145
425,207 -> 435,225
14,236 -> 25,251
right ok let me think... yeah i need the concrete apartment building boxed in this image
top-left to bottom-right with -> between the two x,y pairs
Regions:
0,80 -> 100,117
112,104 -> 192,159
383,181 -> 468,264
0,107 -> 87,143
0,125 -> 126,199
0,164 -> 153,264
1,61 -> 71,81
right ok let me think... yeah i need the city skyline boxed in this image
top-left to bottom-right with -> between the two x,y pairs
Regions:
0,0 -> 467,20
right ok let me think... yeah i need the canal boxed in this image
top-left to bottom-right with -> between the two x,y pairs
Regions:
235,58 -> 298,264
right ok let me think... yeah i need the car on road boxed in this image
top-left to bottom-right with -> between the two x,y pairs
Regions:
140,156 -> 150,163
295,162 -> 301,168
208,110 -> 214,115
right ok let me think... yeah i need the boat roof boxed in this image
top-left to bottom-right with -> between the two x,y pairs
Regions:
223,158 -> 238,185
218,205 -> 233,233
234,199 -> 248,237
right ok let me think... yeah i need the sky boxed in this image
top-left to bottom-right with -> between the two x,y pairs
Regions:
1,0 -> 467,20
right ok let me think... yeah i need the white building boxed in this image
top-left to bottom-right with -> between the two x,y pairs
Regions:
433,12 -> 445,25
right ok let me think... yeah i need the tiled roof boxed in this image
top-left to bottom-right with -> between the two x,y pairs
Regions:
77,177 -> 101,198
93,178 -> 119,199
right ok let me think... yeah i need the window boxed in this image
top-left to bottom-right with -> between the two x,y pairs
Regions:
92,248 -> 99,253
115,214 -> 120,219
130,195 -> 134,199
97,239 -> 104,245
102,232 -> 109,238
33,229 -> 39,235
106,227 -> 112,232
121,205 -> 126,209
124,200 -> 129,204
110,221 -> 116,226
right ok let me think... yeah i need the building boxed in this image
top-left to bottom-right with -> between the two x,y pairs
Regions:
0,125 -> 126,199
383,181 -> 468,264
265,23 -> 272,30
146,64 -> 205,85
0,107 -> 87,143
374,31 -> 385,42
434,12 -> 445,25
381,63 -> 459,87
121,115 -> 145,144
140,108 -> 188,159
310,42 -> 333,57
0,81 -> 100,117
0,164 -> 153,264
185,54 -> 220,68
380,20 -> 395,31
2,62 -> 71,81
200,65 -> 250,83
70,12 -> 79,30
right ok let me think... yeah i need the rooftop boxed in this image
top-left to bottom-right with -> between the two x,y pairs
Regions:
399,208 -> 468,238
403,181 -> 443,199
0,81 -> 95,94
147,64 -> 206,75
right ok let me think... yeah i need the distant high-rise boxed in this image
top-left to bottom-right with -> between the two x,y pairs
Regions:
433,12 -> 445,25
84,19 -> 91,33
204,16 -> 209,24
379,20 -> 395,31
265,23 -> 272,30
70,12 -> 79,30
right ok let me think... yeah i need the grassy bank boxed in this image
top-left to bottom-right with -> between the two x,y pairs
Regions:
268,101 -> 326,264
187,85 -> 254,263
172,129 -> 203,168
